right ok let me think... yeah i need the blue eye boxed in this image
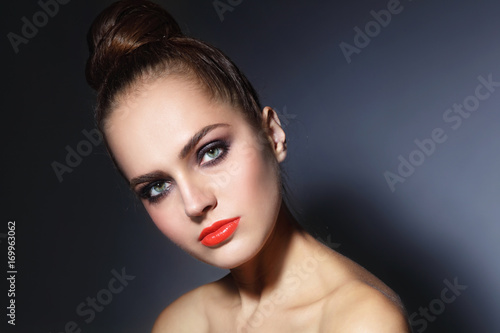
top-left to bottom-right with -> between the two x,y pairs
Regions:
137,140 -> 230,204
201,147 -> 222,164
139,181 -> 172,203
198,140 -> 229,166
150,181 -> 171,197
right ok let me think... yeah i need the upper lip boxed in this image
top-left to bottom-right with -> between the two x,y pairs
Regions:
198,217 -> 240,241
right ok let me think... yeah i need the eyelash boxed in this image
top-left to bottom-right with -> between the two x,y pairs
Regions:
138,139 -> 230,204
197,140 -> 230,166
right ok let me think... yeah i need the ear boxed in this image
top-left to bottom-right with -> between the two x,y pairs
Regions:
262,106 -> 287,163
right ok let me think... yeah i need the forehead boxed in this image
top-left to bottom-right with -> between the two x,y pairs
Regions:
109,76 -> 225,132
105,76 -> 245,178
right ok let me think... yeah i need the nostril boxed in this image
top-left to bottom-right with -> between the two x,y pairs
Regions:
179,177 -> 217,217
183,193 -> 216,218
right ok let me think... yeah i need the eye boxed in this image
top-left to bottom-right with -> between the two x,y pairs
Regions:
138,180 -> 172,204
201,147 -> 222,164
198,140 -> 229,166
150,181 -> 171,197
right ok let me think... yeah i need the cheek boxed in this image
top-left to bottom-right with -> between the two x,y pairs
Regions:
144,202 -> 193,248
227,146 -> 281,211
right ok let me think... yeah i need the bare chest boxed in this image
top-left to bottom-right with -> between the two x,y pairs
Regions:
206,301 -> 326,333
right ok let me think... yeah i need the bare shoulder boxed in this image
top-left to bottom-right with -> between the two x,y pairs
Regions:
151,284 -> 207,333
322,280 -> 411,333
152,274 -> 239,332
152,276 -> 231,333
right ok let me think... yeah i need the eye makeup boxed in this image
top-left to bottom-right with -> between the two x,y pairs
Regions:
137,179 -> 173,204
135,137 -> 231,204
197,139 -> 230,167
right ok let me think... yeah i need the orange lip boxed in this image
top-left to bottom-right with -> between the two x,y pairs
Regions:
198,217 -> 240,247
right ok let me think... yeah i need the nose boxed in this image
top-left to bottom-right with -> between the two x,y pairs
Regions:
178,176 -> 217,218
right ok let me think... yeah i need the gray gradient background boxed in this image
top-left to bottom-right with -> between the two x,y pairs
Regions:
2,0 -> 499,332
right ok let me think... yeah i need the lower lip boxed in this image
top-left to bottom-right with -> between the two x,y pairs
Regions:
200,219 -> 240,247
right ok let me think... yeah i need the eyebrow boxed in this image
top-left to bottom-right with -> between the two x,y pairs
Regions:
129,123 -> 230,189
178,123 -> 229,159
129,171 -> 168,190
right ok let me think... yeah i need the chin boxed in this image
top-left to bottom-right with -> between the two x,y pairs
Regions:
200,234 -> 271,270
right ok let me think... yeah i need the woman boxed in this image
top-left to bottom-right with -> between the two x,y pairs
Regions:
86,0 -> 411,331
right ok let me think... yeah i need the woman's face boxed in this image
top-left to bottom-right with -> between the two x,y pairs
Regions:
105,76 -> 286,269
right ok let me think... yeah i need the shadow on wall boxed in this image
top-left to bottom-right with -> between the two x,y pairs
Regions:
298,185 -> 476,333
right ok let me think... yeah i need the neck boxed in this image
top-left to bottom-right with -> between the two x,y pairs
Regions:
229,204 -> 309,301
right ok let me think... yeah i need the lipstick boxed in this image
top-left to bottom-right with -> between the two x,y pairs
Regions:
199,217 -> 240,247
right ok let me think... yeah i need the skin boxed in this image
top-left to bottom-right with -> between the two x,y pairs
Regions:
105,75 -> 411,333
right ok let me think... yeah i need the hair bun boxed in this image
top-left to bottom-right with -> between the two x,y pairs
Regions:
86,0 -> 183,91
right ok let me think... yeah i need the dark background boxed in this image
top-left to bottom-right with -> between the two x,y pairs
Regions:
2,0 -> 499,332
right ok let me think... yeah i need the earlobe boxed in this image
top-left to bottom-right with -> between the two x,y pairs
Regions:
262,106 -> 287,162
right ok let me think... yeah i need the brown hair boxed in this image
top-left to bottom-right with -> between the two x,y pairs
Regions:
85,0 -> 263,133
85,0 -> 300,230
